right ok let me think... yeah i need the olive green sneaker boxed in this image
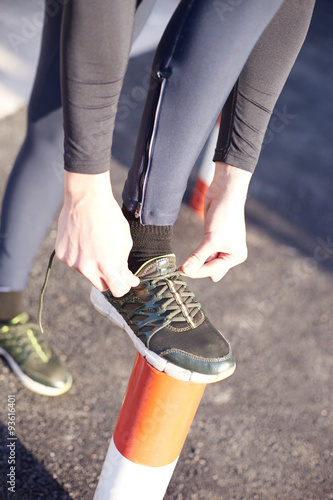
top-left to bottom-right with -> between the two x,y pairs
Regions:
0,312 -> 72,396
90,254 -> 235,383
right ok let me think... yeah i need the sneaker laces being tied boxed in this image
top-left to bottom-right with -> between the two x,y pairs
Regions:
38,251 -> 202,330
143,271 -> 202,328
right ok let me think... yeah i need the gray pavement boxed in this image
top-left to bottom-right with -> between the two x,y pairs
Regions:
0,1 -> 332,499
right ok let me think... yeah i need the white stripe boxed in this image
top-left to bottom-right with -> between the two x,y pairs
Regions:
94,437 -> 178,500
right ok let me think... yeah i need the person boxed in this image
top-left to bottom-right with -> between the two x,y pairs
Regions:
55,0 -> 315,383
0,0 -> 315,390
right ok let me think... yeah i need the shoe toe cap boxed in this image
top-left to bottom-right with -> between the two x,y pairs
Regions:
28,354 -> 72,391
160,349 -> 235,377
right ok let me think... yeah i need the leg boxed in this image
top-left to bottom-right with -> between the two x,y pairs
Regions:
123,0 -> 285,225
181,0 -> 316,281
0,1 -> 71,396
91,0 -> 287,383
91,0 -> 315,382
0,0 -> 156,297
122,0 -> 285,273
0,0 -> 64,295
0,0 -> 155,394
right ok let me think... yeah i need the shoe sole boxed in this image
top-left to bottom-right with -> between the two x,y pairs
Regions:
0,348 -> 72,397
90,287 -> 235,384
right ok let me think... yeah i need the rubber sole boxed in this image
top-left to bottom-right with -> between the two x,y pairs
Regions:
0,348 -> 72,396
90,287 -> 235,384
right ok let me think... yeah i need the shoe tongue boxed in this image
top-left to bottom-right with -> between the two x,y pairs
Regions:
136,255 -> 177,279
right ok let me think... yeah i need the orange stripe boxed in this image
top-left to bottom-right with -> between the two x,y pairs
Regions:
114,354 -> 206,467
189,178 -> 209,219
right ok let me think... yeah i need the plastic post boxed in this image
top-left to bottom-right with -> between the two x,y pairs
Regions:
189,118 -> 220,219
94,353 -> 206,500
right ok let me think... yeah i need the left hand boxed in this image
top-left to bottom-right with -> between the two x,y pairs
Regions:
180,162 -> 251,282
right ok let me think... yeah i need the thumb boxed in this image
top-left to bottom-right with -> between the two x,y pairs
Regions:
180,242 -> 213,278
121,267 -> 140,288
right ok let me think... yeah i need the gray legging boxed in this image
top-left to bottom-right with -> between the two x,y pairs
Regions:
122,0 -> 315,224
0,0 -> 315,290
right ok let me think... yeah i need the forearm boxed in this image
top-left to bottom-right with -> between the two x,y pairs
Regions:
214,0 -> 316,173
211,162 -> 252,207
60,0 -> 136,175
63,171 -> 114,204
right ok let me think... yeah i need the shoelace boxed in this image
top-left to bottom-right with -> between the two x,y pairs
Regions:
39,251 -> 202,330
0,313 -> 50,363
145,272 -> 202,328
38,250 -> 56,334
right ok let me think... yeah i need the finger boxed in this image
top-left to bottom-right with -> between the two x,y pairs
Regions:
120,268 -> 140,288
205,252 -> 219,263
103,266 -> 140,298
105,274 -> 132,297
180,244 -> 213,278
186,256 -> 232,279
74,268 -> 109,293
71,260 -> 132,297
90,277 -> 109,292
209,268 -> 230,282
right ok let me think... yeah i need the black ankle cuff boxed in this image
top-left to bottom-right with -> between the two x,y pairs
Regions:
122,205 -> 174,273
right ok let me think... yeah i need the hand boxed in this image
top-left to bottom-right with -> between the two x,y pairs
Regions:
55,171 -> 139,296
180,163 -> 251,282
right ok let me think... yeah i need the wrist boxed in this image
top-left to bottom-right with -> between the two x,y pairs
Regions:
212,162 -> 252,202
64,171 -> 113,203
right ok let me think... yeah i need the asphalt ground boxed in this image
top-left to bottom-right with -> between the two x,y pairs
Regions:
0,1 -> 332,499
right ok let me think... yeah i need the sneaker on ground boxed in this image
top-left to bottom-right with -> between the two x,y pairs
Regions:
90,254 -> 235,383
0,312 -> 72,396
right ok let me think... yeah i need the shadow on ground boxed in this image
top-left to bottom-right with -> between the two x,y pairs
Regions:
0,423 -> 72,500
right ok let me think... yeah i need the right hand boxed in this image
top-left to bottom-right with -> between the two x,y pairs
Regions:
55,171 -> 139,297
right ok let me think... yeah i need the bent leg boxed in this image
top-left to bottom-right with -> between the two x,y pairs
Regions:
123,0 -> 284,225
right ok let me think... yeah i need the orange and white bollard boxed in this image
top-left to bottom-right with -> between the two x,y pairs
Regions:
189,117 -> 220,219
94,353 -> 206,500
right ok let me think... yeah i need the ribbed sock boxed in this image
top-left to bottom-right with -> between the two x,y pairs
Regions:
122,205 -> 174,274
0,291 -> 24,323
